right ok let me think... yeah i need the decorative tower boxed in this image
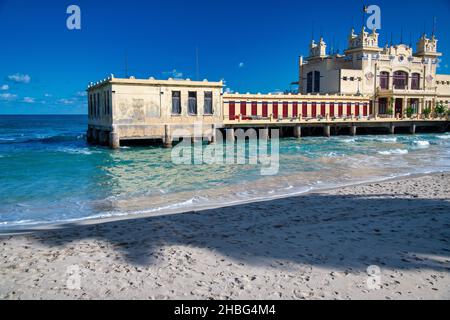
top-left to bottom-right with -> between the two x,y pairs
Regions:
414,34 -> 442,91
309,37 -> 327,59
415,34 -> 441,58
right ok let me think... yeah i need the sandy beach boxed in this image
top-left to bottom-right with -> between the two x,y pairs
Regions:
1,172 -> 449,300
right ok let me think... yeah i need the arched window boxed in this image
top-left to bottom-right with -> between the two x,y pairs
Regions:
306,72 -> 313,93
314,71 -> 321,93
393,71 -> 408,89
380,72 -> 389,89
411,73 -> 421,90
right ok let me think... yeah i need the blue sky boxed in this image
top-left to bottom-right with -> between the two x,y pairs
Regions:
0,0 -> 449,114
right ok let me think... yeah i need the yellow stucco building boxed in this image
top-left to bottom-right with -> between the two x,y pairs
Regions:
87,28 -> 450,148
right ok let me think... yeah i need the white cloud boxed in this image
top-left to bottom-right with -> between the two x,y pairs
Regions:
238,62 -> 245,68
224,87 -> 234,94
76,91 -> 87,97
0,93 -> 18,101
7,73 -> 31,84
23,97 -> 35,103
1,84 -> 9,90
162,69 -> 183,79
58,98 -> 76,105
44,93 -> 52,97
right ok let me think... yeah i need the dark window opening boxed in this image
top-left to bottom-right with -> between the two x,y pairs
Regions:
188,92 -> 197,115
204,91 -> 213,115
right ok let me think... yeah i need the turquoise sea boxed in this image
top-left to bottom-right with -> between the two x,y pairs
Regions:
0,115 -> 449,229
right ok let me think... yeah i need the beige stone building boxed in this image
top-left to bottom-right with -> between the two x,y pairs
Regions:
299,28 -> 450,116
87,77 -> 223,147
87,28 -> 449,148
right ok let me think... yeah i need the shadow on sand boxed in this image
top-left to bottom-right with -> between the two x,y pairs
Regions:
2,193 -> 450,272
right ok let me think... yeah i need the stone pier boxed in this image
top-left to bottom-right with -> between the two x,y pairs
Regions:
226,128 -> 235,143
350,125 -> 357,136
294,125 -> 301,138
323,125 -> 331,137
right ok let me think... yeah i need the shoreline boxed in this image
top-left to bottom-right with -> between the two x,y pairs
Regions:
2,169 -> 449,235
1,171 -> 449,299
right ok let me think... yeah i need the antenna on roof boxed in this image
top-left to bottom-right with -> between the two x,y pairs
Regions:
390,33 -> 393,46
409,32 -> 412,48
400,26 -> 403,44
124,50 -> 128,78
311,20 -> 315,41
432,16 -> 437,36
195,46 -> 200,81
362,4 -> 368,29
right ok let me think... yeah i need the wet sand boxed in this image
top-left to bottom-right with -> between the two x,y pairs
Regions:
1,172 -> 449,300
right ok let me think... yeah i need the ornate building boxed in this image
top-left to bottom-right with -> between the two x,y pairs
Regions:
299,27 -> 450,116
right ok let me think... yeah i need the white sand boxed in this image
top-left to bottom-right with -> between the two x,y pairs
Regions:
1,173 -> 449,300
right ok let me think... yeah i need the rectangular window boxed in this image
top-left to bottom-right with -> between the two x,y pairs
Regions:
347,103 -> 352,115
89,94 -> 93,118
338,102 -> 343,116
104,92 -> 107,115
329,103 -> 335,116
251,102 -> 258,116
273,102 -> 278,119
204,91 -> 213,115
311,102 -> 317,117
369,101 -> 373,115
229,101 -> 235,120
96,93 -> 100,118
262,102 -> 268,117
363,103 -> 368,116
355,102 -> 360,116
240,101 -> 247,119
302,102 -> 308,117
172,91 -> 181,115
321,103 -> 326,116
188,92 -> 197,115
283,102 -> 288,118
292,102 -> 298,117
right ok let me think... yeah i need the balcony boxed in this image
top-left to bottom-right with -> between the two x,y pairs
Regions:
376,86 -> 437,96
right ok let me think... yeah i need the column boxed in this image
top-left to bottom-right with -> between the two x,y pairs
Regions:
259,127 -> 269,140
350,125 -> 357,136
389,123 -> 395,134
163,124 -> 172,148
109,130 -> 120,149
323,125 -> 331,137
402,97 -> 408,118
226,128 -> 235,143
293,125 -> 301,138
409,124 -> 416,135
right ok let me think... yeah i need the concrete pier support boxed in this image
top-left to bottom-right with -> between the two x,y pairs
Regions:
109,131 -> 120,149
92,129 -> 99,144
209,124 -> 217,144
260,127 -> 269,140
324,125 -> 331,137
163,124 -> 172,148
409,124 -> 416,135
350,125 -> 357,136
86,128 -> 93,144
389,124 -> 395,135
226,128 -> 235,143
98,131 -> 107,145
293,125 -> 301,138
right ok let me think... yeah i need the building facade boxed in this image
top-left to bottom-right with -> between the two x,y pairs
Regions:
87,28 -> 450,148
299,28 -> 450,116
